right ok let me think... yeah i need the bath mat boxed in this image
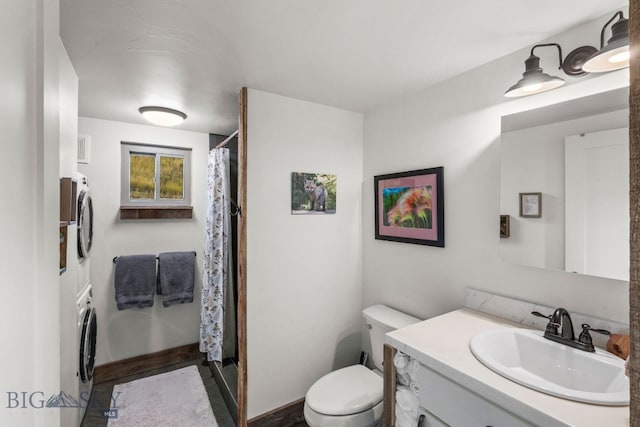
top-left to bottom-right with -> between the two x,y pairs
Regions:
107,365 -> 218,427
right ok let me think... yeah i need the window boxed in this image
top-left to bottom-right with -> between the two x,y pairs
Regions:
121,142 -> 191,207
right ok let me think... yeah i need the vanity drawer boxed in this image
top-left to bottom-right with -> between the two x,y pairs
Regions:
416,364 -> 533,427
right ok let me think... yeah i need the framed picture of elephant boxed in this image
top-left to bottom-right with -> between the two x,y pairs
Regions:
374,167 -> 444,247
291,172 -> 337,215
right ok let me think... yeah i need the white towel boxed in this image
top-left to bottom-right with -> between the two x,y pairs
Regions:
396,385 -> 420,427
394,352 -> 419,388
394,352 -> 410,370
394,352 -> 411,386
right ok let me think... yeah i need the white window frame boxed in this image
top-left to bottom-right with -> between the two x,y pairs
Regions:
120,141 -> 192,207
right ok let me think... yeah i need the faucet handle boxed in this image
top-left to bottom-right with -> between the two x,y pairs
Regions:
531,311 -> 550,319
578,324 -> 611,352
581,323 -> 610,336
531,311 -> 560,335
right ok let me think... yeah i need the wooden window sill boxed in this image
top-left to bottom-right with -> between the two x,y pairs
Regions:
120,206 -> 193,220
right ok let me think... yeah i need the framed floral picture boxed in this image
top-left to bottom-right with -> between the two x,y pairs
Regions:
374,167 -> 444,247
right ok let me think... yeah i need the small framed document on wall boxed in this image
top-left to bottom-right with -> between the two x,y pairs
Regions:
519,192 -> 541,218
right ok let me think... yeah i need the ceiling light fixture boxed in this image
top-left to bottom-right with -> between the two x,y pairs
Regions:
139,106 -> 187,127
505,43 -> 567,98
582,11 -> 629,73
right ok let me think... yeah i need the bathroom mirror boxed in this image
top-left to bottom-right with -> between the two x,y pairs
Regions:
499,87 -> 629,281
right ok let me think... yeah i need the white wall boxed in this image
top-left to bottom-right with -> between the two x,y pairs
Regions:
246,89 -> 363,418
362,11 -> 630,326
0,1 -> 61,426
78,117 -> 208,365
58,40 -> 80,427
500,109 -> 628,272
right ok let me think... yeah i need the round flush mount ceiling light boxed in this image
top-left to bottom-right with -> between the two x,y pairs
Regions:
139,106 -> 187,127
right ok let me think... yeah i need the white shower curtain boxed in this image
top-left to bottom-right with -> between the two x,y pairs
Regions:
200,148 -> 236,362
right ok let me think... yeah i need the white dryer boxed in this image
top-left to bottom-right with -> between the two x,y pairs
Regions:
77,172 -> 93,261
77,282 -> 97,427
76,172 -> 93,294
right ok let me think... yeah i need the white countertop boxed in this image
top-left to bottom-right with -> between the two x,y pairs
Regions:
386,308 -> 630,427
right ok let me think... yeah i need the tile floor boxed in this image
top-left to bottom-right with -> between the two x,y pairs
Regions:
80,359 -> 235,427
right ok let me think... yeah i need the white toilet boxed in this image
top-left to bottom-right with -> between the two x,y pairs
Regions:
304,305 -> 421,427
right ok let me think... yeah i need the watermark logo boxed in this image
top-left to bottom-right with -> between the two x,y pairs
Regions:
45,391 -> 80,408
6,392 -> 47,409
102,409 -> 119,419
6,390 -> 120,419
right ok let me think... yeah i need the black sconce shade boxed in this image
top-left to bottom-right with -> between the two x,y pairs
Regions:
582,12 -> 629,73
505,44 -> 565,98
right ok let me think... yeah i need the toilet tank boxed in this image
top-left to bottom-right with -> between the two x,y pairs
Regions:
363,304 -> 421,371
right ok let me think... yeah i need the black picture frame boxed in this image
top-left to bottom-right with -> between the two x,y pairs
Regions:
374,167 -> 444,247
500,214 -> 510,238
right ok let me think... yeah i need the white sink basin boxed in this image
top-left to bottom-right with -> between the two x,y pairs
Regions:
469,328 -> 629,405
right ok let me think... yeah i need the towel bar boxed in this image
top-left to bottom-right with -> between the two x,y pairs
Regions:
113,251 -> 197,264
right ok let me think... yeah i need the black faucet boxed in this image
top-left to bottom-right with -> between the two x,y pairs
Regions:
531,308 -> 610,352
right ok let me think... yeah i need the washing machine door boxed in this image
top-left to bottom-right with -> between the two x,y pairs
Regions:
79,307 -> 97,383
77,189 -> 93,259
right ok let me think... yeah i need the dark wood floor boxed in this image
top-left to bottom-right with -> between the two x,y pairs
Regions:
80,359 -> 235,427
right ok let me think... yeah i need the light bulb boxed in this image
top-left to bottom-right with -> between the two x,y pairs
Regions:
609,50 -> 630,64
522,83 -> 543,93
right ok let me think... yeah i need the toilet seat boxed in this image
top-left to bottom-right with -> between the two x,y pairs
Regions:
306,365 -> 383,416
304,400 -> 383,427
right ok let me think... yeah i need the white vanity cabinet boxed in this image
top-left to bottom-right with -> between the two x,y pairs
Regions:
416,362 -> 532,427
385,309 -> 629,427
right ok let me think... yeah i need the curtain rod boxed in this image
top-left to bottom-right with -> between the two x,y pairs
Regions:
214,129 -> 239,149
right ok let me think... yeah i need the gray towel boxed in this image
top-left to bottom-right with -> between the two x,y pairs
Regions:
114,254 -> 157,310
158,252 -> 195,307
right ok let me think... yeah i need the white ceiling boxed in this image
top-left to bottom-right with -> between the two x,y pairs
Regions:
60,0 -> 628,135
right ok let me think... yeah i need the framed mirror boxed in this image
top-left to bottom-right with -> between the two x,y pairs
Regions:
499,86 -> 629,281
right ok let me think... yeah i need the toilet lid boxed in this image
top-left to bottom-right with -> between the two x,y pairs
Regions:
305,365 -> 383,416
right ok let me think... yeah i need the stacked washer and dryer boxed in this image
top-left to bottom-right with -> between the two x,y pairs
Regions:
76,172 -> 97,427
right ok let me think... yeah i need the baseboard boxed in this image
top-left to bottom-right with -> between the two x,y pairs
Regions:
248,398 -> 307,427
93,342 -> 201,384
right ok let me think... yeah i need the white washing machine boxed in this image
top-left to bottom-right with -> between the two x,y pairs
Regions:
77,282 -> 97,427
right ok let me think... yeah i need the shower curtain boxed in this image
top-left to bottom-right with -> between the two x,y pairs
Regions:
200,148 -> 237,362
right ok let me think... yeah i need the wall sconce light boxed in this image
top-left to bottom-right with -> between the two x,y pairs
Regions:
139,106 -> 187,127
582,11 -> 629,73
504,43 -> 568,98
505,11 -> 629,98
